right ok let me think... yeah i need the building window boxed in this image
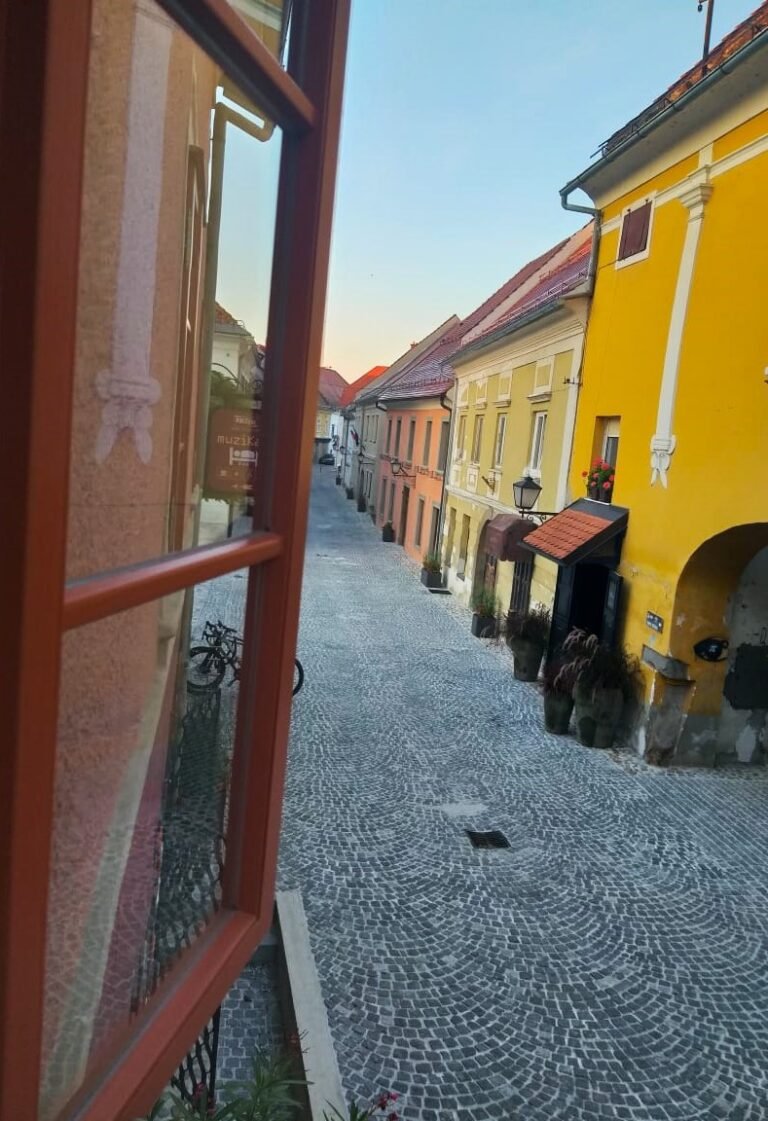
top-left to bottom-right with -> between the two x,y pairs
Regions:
617,199 -> 652,263
529,412 -> 547,472
456,414 -> 466,459
603,418 -> 620,467
457,514 -> 470,578
445,506 -> 456,566
373,415 -> 378,442
493,413 -> 506,468
470,415 -> 484,464
422,419 -> 432,467
429,505 -> 440,554
379,479 -> 388,519
437,419 -> 450,472
386,418 -> 392,454
414,497 -> 425,549
394,418 -> 402,458
406,418 -> 416,462
387,482 -> 395,523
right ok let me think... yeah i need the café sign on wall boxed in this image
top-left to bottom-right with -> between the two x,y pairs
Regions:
205,406 -> 261,497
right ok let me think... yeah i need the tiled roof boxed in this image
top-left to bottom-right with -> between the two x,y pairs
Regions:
602,2 -> 768,157
214,301 -> 249,330
522,500 -> 628,566
318,366 -> 348,410
523,509 -> 610,562
340,366 -> 388,407
379,238 -> 578,404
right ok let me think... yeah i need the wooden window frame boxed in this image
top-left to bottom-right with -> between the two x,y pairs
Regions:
456,414 -> 467,460
470,414 -> 484,465
386,417 -> 392,454
529,412 -> 547,474
422,419 -> 432,468
414,497 -> 425,550
493,413 -> 507,469
616,199 -> 653,266
406,417 -> 416,463
0,0 -> 351,1118
394,417 -> 402,459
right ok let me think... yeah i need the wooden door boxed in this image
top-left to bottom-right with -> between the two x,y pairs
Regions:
399,485 -> 410,545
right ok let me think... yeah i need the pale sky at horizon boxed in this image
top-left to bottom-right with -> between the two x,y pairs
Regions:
317,0 -> 756,381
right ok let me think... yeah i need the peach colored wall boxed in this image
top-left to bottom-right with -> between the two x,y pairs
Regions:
377,402 -> 449,564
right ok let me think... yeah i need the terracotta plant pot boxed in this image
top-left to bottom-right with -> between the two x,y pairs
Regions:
420,568 -> 442,588
471,613 -> 497,638
543,691 -> 574,734
508,637 -> 545,682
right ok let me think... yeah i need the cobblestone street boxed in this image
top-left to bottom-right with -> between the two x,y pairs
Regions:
272,467 -> 768,1121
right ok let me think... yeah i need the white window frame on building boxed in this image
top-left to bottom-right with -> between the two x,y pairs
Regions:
493,413 -> 506,468
529,411 -> 547,475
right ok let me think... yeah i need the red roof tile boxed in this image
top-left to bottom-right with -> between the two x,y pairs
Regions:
523,509 -> 612,562
340,365 -> 388,407
603,2 -> 768,156
318,366 -> 348,409
214,301 -> 247,328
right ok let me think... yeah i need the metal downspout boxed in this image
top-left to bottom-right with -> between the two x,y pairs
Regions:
436,386 -> 454,564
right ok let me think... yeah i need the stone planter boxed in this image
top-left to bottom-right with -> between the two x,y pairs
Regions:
508,637 -> 545,682
382,525 -> 395,543
573,683 -> 623,748
543,691 -> 574,734
345,487 -> 355,500
335,473 -> 342,486
420,568 -> 442,589
471,613 -> 497,638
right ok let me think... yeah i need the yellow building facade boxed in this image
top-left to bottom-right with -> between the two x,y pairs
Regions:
443,228 -> 591,615
560,15 -> 768,764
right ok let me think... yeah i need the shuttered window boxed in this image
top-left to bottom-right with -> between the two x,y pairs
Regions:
618,200 -> 651,261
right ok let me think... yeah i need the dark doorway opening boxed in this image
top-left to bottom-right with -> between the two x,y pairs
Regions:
398,485 -> 410,546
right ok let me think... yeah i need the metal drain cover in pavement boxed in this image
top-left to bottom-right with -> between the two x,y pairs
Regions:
465,829 -> 510,849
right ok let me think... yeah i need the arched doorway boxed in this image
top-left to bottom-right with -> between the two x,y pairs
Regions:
472,516 -> 497,604
666,524 -> 768,765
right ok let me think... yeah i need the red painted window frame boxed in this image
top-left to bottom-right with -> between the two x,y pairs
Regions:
0,1 -> 350,1118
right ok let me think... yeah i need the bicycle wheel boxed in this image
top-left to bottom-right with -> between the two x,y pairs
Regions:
292,658 -> 304,697
187,646 -> 226,693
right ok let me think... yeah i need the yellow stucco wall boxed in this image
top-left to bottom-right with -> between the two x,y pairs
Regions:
571,106 -> 768,740
444,313 -> 584,615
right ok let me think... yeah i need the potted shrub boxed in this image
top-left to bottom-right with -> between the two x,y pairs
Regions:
335,469 -> 342,486
564,629 -> 639,749
420,552 -> 442,588
356,492 -> 367,512
381,521 -> 395,542
505,605 -> 551,681
471,587 -> 498,638
541,653 -> 577,734
345,486 -> 355,499
582,458 -> 615,502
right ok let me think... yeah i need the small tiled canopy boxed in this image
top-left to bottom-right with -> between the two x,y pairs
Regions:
485,513 -> 535,562
521,499 -> 628,566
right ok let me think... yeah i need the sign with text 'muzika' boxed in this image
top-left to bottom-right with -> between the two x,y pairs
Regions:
205,406 -> 261,497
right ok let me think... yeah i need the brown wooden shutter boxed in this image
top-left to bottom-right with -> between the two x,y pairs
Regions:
618,201 -> 651,260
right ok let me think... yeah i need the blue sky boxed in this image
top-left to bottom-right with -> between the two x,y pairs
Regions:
317,0 -> 756,379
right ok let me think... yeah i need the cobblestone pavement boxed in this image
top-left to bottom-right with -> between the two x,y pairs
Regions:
276,467 -> 768,1121
217,956 -> 284,1084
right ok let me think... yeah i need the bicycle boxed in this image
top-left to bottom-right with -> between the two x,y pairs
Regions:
188,619 -> 304,697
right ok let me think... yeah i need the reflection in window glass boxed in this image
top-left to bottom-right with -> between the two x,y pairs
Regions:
40,571 -> 251,1119
66,0 -> 283,583
225,0 -> 290,66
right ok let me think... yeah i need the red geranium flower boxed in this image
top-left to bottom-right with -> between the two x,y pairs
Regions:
602,481 -> 611,490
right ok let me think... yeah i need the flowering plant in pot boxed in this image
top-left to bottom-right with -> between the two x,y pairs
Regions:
324,1090 -> 401,1121
563,628 -> 639,749
345,485 -> 355,500
505,605 -> 551,681
540,652 -> 578,733
420,551 -> 442,588
381,520 -> 395,543
582,458 -> 615,502
470,587 -> 498,638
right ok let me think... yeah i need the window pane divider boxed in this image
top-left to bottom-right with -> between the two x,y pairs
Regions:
63,531 -> 283,630
157,0 -> 316,134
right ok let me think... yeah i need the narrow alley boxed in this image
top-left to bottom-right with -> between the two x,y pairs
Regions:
278,467 -> 768,1121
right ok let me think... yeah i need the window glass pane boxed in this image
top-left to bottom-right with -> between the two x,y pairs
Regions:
66,0 -> 283,582
225,0 -> 290,66
40,571 -> 252,1118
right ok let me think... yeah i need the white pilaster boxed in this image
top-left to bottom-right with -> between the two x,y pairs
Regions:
650,172 -> 712,486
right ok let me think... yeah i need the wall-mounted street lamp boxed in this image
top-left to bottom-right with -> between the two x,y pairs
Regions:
512,474 -> 556,523
390,456 -> 415,479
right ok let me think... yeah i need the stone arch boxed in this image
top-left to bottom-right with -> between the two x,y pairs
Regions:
666,523 -> 768,765
471,509 -> 497,606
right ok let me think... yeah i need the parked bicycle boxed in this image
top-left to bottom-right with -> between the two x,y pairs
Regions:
188,619 -> 304,697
